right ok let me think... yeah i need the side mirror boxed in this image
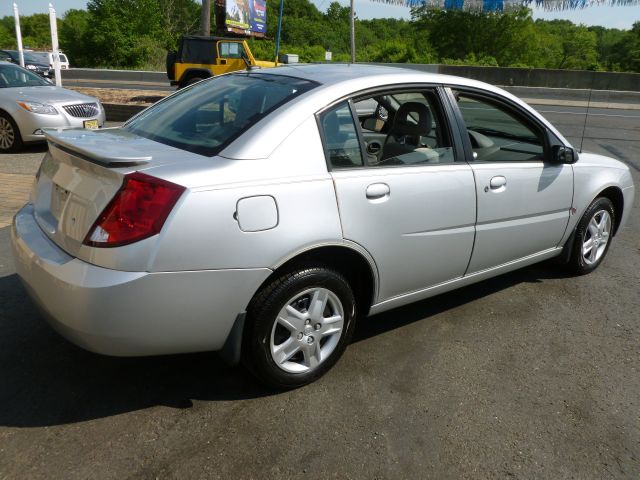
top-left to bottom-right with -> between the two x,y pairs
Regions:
363,118 -> 381,132
552,145 -> 578,164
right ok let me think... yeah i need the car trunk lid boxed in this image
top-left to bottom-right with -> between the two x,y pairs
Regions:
32,128 -> 188,261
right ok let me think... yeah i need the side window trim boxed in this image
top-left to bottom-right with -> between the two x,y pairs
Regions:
348,98 -> 370,167
435,86 -> 467,164
443,87 -> 476,164
446,85 -> 551,163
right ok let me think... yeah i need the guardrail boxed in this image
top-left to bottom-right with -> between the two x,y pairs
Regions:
62,68 -> 166,84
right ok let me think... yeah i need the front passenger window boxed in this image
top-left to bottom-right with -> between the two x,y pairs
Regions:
454,92 -> 544,162
320,102 -> 364,169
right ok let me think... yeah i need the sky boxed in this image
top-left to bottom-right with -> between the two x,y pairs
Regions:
1,0 -> 638,29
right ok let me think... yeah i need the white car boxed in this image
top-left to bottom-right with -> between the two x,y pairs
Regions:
32,51 -> 70,70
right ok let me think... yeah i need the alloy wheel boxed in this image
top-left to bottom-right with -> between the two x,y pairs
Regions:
581,209 -> 611,265
0,117 -> 15,150
270,287 -> 345,374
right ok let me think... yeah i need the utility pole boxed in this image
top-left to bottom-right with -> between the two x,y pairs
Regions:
49,3 -> 62,87
350,0 -> 355,63
200,0 -> 211,36
274,0 -> 284,63
13,3 -> 24,68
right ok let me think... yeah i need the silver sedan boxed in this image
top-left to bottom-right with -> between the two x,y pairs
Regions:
11,64 -> 635,388
0,61 -> 105,152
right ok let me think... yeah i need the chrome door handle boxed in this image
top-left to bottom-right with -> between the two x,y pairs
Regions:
490,176 -> 507,188
366,183 -> 390,200
484,176 -> 507,193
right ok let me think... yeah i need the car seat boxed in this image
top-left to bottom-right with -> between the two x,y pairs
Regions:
382,102 -> 432,160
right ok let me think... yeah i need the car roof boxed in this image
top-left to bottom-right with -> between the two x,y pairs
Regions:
256,63 -> 487,90
220,63 -> 570,160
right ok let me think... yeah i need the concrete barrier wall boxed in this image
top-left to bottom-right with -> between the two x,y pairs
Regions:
103,104 -> 146,122
62,69 -> 166,84
363,63 -> 640,92
62,65 -> 640,92
436,65 -> 640,92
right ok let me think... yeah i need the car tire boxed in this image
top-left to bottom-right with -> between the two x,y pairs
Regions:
0,112 -> 23,153
567,197 -> 615,275
185,76 -> 205,87
243,267 -> 357,389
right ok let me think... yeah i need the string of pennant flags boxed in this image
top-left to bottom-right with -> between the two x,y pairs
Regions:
370,0 -> 640,10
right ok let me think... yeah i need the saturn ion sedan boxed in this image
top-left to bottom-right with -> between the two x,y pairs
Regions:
0,61 -> 105,152
11,64 -> 634,388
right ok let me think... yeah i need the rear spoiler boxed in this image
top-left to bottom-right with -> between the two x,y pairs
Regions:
43,128 -> 151,167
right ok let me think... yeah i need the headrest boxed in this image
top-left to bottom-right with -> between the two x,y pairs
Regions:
390,102 -> 432,137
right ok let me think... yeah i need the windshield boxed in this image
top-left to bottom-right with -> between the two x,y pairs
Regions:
23,52 -> 45,64
0,64 -> 50,87
30,52 -> 50,63
4,51 -> 44,64
124,73 -> 317,157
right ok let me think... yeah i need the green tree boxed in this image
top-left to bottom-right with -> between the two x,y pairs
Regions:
59,9 -> 91,66
20,13 -> 51,48
0,23 -> 15,49
589,25 -> 626,70
411,7 -> 537,67
536,20 -> 597,69
1,0 -> 637,73
616,22 -> 640,72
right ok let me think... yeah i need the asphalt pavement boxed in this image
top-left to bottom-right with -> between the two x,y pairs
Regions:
0,106 -> 638,479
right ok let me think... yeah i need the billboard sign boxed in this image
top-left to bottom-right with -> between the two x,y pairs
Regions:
225,0 -> 267,35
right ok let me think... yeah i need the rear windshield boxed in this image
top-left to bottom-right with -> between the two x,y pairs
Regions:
179,38 -> 218,63
124,73 -> 317,157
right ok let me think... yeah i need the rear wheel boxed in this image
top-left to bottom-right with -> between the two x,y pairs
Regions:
243,267 -> 357,389
0,112 -> 22,153
567,197 -> 615,275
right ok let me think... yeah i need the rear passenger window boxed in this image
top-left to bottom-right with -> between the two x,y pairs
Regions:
353,89 -> 455,166
319,102 -> 364,169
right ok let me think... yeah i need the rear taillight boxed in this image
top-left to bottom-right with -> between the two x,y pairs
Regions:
83,172 -> 185,248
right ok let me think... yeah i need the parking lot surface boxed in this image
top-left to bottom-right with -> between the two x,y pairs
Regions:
0,107 -> 638,479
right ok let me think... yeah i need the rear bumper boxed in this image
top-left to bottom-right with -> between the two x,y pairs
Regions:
11,204 -> 271,356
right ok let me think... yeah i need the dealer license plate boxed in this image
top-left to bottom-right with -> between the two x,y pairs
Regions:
84,119 -> 99,129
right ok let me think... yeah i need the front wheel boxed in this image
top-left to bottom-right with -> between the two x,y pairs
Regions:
243,267 -> 357,389
567,197 -> 615,275
0,112 -> 22,153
